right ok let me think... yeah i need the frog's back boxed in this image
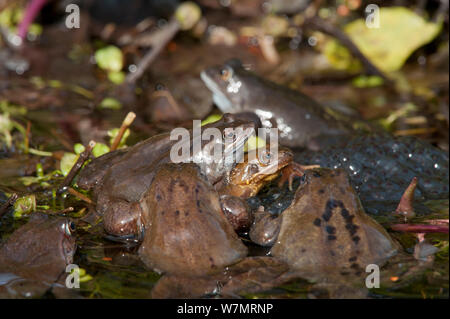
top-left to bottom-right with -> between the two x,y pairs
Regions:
139,163 -> 248,276
271,168 -> 398,276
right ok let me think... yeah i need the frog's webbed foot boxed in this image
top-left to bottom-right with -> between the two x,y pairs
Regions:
278,162 -> 320,191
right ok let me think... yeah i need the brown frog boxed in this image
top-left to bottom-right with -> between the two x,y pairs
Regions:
77,113 -> 256,237
219,145 -> 294,198
138,163 -> 248,276
0,213 -> 76,283
218,144 -> 317,232
251,168 -> 399,278
201,59 -> 363,149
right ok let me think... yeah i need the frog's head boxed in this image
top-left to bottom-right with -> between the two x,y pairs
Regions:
196,113 -> 256,184
1,214 -> 77,273
230,145 -> 293,188
201,59 -> 252,113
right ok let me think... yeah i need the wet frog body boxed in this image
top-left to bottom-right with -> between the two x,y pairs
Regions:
270,168 -> 399,273
138,163 -> 248,276
78,114 -> 256,237
201,59 -> 351,149
0,214 -> 76,282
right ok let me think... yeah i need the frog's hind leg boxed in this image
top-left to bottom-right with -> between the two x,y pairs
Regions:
278,163 -> 320,191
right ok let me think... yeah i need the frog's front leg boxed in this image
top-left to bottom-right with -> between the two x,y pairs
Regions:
278,162 -> 320,191
249,207 -> 281,247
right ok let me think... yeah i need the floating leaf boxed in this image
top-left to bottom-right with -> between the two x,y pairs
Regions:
92,143 -> 110,158
74,143 -> 85,155
244,136 -> 266,152
60,152 -> 79,176
323,7 -> 442,72
99,97 -> 122,110
201,114 -> 222,126
13,195 -> 36,217
175,1 -> 202,30
107,71 -> 125,84
95,45 -> 123,72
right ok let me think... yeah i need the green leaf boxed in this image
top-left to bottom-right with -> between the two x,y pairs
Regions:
244,136 -> 266,152
107,71 -> 125,85
201,114 -> 222,126
74,143 -> 86,154
95,45 -> 123,72
323,7 -> 442,72
99,97 -> 122,110
60,152 -> 79,177
13,195 -> 36,218
92,143 -> 110,157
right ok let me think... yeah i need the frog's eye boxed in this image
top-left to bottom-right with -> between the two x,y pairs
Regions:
260,150 -> 272,165
224,129 -> 235,140
220,66 -> 233,81
155,83 -> 166,91
64,221 -> 75,236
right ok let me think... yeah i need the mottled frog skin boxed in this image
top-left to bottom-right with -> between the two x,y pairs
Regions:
138,163 -> 248,276
270,168 -> 399,275
219,145 -> 294,198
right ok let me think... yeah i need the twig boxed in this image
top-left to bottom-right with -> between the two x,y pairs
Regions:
0,193 -> 18,218
58,140 -> 96,194
391,224 -> 449,234
125,19 -> 180,84
304,16 -> 393,85
51,206 -> 74,215
110,112 -> 136,151
68,187 -> 93,205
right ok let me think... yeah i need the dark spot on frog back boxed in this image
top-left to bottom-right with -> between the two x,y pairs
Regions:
325,225 -> 336,234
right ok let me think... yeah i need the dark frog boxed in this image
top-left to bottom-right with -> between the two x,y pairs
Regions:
0,213 -> 76,283
77,113 -> 256,237
201,59 -> 359,149
138,163 -> 248,276
250,168 -> 399,277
